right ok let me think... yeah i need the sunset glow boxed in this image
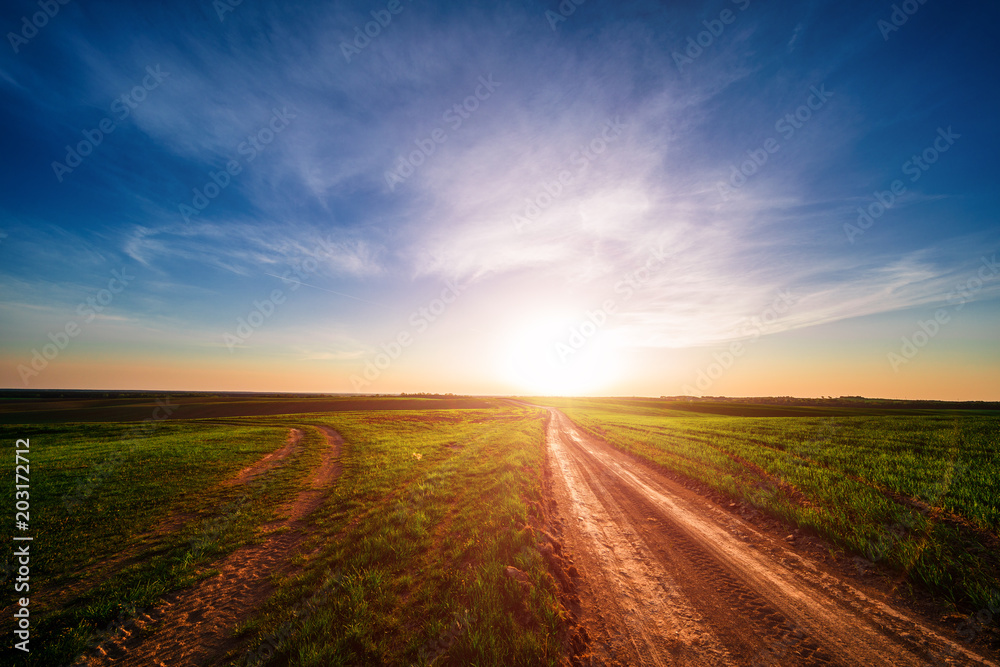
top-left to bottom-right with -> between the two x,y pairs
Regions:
500,316 -> 624,395
1,0 -> 998,399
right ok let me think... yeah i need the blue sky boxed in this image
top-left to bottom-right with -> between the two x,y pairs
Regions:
1,0 -> 998,398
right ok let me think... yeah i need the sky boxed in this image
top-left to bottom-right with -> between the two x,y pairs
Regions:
1,0 -> 998,399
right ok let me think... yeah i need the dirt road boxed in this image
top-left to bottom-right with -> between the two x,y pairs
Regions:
74,426 -> 342,667
542,407 -> 995,667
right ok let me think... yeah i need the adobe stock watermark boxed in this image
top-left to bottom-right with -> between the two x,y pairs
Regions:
349,280 -> 466,391
18,267 -> 135,385
340,0 -> 414,62
554,245 -> 668,362
717,84 -> 832,202
63,396 -> 178,513
223,235 -> 345,351
224,290 -> 289,352
848,456 -> 990,665
7,0 -> 73,54
179,106 -> 297,223
681,290 -> 796,395
877,0 -> 931,41
76,602 -> 152,661
186,455 -> 282,559
887,254 -> 997,371
413,608 -> 479,666
850,458 -> 974,571
213,0 -> 247,22
672,0 -> 752,72
750,622 -> 817,667
52,65 -> 171,182
844,126 -> 960,244
925,592 -> 999,667
544,0 -> 587,31
384,75 -> 501,191
511,117 -> 627,233
239,569 -> 347,666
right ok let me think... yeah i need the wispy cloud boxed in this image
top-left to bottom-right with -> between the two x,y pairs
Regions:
1,0 -> 997,393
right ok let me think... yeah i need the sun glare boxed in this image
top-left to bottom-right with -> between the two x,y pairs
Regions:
500,316 -> 621,395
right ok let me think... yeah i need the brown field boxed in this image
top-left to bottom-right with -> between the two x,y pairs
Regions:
0,394 -> 494,423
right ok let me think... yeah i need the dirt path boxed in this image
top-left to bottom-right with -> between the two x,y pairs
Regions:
74,426 -> 342,667
4,429 -> 307,625
222,427 -> 303,487
542,408 -> 996,667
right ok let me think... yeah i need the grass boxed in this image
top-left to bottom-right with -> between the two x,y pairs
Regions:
535,398 -> 1000,611
229,407 -> 563,666
18,393 -> 990,664
0,394 -> 497,424
0,420 -> 324,666
1,403 -> 564,666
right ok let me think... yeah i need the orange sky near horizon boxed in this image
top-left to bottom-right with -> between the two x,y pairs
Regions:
4,327 -> 997,401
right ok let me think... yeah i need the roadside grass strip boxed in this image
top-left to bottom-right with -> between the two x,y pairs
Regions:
555,402 -> 1000,611
230,407 -> 564,667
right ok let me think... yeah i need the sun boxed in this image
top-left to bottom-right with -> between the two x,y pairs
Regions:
499,315 -> 621,396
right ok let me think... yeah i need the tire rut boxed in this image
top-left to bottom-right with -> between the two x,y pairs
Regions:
544,407 -> 997,667
221,427 -> 303,488
550,412 -> 726,666
72,425 -> 342,667
5,429 -> 306,625
591,457 -> 835,665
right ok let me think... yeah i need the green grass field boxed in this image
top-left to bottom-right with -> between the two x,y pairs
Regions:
4,395 -> 998,665
1,419 -> 324,665
1,403 -> 563,666
537,397 -> 1000,610
231,407 -> 562,666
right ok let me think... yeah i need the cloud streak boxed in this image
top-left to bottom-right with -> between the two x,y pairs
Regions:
1,0 -> 998,394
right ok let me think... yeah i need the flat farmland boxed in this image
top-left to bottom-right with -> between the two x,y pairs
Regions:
0,393 -> 495,424
2,395 -> 998,665
1,399 -> 564,666
529,398 -> 1000,665
543,398 -> 1000,607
